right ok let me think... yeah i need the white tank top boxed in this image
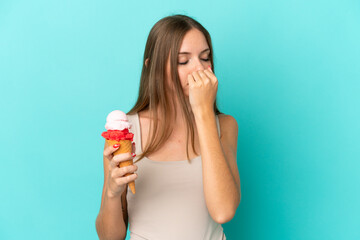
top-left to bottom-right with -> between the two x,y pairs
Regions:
126,112 -> 226,240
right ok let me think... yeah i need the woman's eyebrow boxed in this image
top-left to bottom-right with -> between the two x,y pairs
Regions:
178,48 -> 210,55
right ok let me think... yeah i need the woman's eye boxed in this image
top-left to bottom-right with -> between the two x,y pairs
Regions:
178,58 -> 209,65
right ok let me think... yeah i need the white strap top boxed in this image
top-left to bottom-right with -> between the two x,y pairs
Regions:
126,112 -> 226,240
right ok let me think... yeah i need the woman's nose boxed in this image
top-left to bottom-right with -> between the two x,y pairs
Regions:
193,59 -> 206,71
195,65 -> 205,71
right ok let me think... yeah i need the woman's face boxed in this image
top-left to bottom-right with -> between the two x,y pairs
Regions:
165,28 -> 211,96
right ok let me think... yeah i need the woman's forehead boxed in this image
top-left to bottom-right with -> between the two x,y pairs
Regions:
179,29 -> 209,54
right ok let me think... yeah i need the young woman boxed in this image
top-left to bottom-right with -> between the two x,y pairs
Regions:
96,14 -> 241,240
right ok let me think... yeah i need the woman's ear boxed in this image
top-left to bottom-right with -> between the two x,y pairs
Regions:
145,58 -> 150,67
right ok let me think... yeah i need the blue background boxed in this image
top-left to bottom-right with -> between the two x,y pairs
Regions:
1,0 -> 359,239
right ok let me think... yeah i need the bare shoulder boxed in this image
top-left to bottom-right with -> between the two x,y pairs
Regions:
218,113 -> 238,136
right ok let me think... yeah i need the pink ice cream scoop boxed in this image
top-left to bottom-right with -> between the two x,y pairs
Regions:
105,110 -> 132,131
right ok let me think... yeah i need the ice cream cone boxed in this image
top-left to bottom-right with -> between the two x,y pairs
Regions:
102,110 -> 136,194
106,139 -> 136,194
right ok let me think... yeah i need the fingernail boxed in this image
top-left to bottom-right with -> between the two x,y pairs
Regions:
132,142 -> 135,146
132,153 -> 136,157
208,66 -> 212,72
113,144 -> 120,148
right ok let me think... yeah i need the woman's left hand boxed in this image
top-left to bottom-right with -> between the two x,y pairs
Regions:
188,67 -> 218,113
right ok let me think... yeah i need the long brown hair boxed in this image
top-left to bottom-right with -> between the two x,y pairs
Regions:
127,14 -> 222,163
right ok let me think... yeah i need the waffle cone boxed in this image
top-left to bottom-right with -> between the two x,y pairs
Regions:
106,139 -> 136,194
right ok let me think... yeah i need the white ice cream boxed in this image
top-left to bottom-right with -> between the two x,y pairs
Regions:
105,110 -> 132,130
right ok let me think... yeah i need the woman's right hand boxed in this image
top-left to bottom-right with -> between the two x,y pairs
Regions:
103,143 -> 138,198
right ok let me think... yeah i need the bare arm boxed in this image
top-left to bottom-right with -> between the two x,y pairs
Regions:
194,109 -> 241,224
95,141 -> 137,240
96,189 -> 127,240
188,68 -> 241,224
